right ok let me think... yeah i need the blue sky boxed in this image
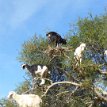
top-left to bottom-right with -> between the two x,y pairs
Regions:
0,0 -> 107,99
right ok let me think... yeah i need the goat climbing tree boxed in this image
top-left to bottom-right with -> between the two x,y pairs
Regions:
1,14 -> 107,107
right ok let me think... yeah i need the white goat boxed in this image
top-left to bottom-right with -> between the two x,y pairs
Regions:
7,91 -> 42,107
74,43 -> 86,65
104,50 -> 107,62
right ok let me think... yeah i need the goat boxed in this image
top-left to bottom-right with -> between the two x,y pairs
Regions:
46,31 -> 67,47
22,64 -> 50,85
22,64 -> 46,78
7,91 -> 42,107
104,50 -> 107,62
74,43 -> 86,66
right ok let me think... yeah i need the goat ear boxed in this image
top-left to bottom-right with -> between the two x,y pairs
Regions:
9,93 -> 13,99
8,92 -> 13,99
21,64 -> 26,69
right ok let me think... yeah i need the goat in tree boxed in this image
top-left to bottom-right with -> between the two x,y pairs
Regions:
22,64 -> 50,85
74,43 -> 86,66
104,50 -> 107,62
46,31 -> 67,48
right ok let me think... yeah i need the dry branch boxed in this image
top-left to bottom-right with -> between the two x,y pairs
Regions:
56,86 -> 79,97
42,81 -> 81,97
94,87 -> 107,102
33,77 -> 53,85
98,69 -> 107,75
44,46 -> 72,58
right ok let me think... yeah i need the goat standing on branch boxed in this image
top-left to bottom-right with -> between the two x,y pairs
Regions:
22,64 -> 50,85
46,31 -> 67,48
7,91 -> 42,107
74,43 -> 86,66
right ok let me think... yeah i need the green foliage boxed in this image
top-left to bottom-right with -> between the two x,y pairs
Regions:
68,35 -> 80,48
15,80 -> 31,94
18,35 -> 50,65
0,98 -> 17,107
77,14 -> 107,53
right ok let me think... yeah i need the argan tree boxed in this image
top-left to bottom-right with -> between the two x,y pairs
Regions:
1,13 -> 107,107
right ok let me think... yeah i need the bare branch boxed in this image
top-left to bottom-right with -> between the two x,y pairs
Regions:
42,81 -> 81,97
56,91 -> 70,96
94,87 -> 107,102
44,46 -> 72,57
33,77 -> 53,85
56,86 -> 79,97
98,69 -> 107,75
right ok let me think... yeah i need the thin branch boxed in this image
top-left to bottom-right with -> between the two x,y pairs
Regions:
44,46 -> 72,55
23,76 -> 31,83
88,103 -> 93,107
63,53 -> 70,59
42,81 -> 81,97
22,87 -> 37,94
56,91 -> 70,96
22,89 -> 32,94
94,87 -> 107,102
95,87 -> 107,95
98,69 -> 107,75
33,77 -> 53,85
49,55 -> 60,62
56,86 -> 79,97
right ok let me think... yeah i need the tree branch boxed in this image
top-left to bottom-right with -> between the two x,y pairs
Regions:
42,81 -> 81,97
56,86 -> 79,97
94,87 -> 107,102
98,69 -> 107,75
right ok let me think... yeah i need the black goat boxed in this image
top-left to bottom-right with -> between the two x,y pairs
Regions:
46,31 -> 67,47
